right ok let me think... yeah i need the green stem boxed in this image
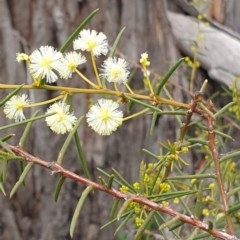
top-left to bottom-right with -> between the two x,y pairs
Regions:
0,83 -> 191,109
27,95 -> 64,108
214,102 -> 235,118
143,66 -> 154,95
70,186 -> 93,237
75,69 -> 98,88
123,108 -> 149,121
91,51 -> 102,87
114,82 -> 119,92
199,79 -> 208,93
124,83 -> 134,94
74,132 -> 91,179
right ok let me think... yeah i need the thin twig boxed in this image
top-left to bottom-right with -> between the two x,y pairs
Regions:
7,145 -> 239,240
206,116 -> 234,235
0,83 -> 191,109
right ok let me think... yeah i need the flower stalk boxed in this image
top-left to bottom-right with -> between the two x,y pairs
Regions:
91,51 -> 102,87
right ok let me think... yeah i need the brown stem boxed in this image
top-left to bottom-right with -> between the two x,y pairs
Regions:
8,145 -> 239,240
207,116 -> 234,235
179,100 -> 197,142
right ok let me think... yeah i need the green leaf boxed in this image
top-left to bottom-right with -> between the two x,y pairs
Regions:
54,176 -> 66,202
228,202 -> 240,214
97,168 -> 132,191
156,213 -> 183,240
98,176 -> 107,187
142,148 -> 161,161
0,153 -> 22,162
127,100 -> 135,112
0,159 -> 8,182
194,181 -> 203,219
108,27 -> 126,58
0,84 -> 24,107
100,211 -> 133,229
149,166 -> 162,195
110,198 -> 120,220
0,182 -> 6,196
0,134 -> 15,142
96,168 -> 111,178
112,168 -> 137,193
0,139 -> 15,155
57,116 -> 84,165
167,174 -> 215,180
100,27 -> 126,87
169,221 -> 184,231
207,221 -> 214,230
158,216 -> 181,231
117,199 -> 132,221
107,174 -> 114,189
213,130 -> 234,141
10,162 -> 33,199
114,210 -> 134,235
149,111 -> 158,136
0,112 -> 55,131
18,161 -> 25,185
148,190 -> 197,202
220,150 -> 240,162
192,233 -> 211,240
125,96 -> 186,116
70,186 -> 93,238
214,101 -> 235,118
188,138 -> 209,146
197,102 -> 215,120
156,58 -> 184,96
100,218 -> 119,229
60,9 -> 99,53
227,186 -> 240,198
19,110 -> 40,148
125,95 -> 162,113
135,211 -> 155,240
162,86 -> 183,126
74,131 -> 91,179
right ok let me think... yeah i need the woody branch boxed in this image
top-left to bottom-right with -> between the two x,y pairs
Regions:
6,145 -> 239,240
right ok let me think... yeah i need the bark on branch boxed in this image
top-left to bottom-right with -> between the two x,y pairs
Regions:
5,145 -> 239,240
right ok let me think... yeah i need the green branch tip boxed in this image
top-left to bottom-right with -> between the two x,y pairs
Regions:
156,58 -> 184,95
60,9 -> 100,53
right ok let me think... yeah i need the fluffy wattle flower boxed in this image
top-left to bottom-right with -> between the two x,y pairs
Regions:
3,94 -> 30,122
100,57 -> 130,84
86,98 -> 123,136
58,51 -> 86,79
73,29 -> 108,57
16,53 -> 30,62
140,52 -> 150,67
45,102 -> 77,134
29,46 -> 63,83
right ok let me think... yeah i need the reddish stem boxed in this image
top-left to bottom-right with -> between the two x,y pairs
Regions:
207,116 -> 234,235
7,145 -> 239,240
